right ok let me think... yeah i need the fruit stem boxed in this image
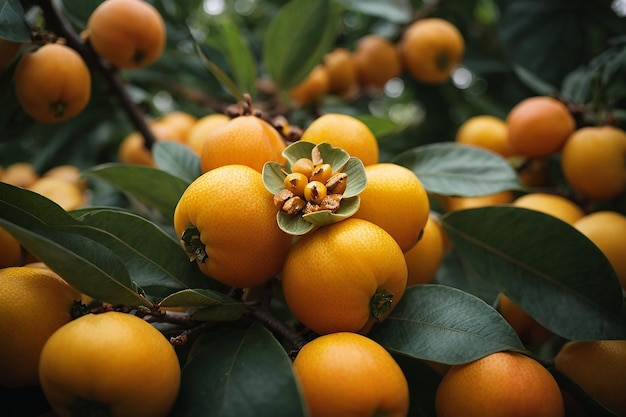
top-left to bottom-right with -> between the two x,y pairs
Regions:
370,289 -> 394,321
50,101 -> 66,119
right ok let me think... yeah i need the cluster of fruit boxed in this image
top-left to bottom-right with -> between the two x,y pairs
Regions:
13,0 -> 165,124
289,17 -> 464,106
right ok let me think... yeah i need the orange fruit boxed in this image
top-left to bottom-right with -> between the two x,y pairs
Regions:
0,226 -> 22,268
352,34 -> 402,88
281,218 -> 407,335
561,125 -> 626,200
353,163 -> 430,252
87,0 -> 166,69
293,332 -> 409,417
399,18 -> 465,85
289,64 -> 330,106
404,214 -> 445,285
555,339 -> 626,416
159,110 -> 197,140
173,164 -> 293,288
1,162 -> 39,187
117,121 -> 184,166
455,115 -> 516,158
299,113 -> 379,166
573,210 -> 626,289
518,159 -> 549,188
199,115 -> 286,173
322,47 -> 358,96
43,165 -> 86,191
184,113 -> 231,156
28,177 -> 86,211
14,43 -> 91,124
0,266 -> 81,387
440,190 -> 514,212
39,312 -> 180,417
512,192 -> 584,225
506,96 -> 575,158
435,351 -> 565,417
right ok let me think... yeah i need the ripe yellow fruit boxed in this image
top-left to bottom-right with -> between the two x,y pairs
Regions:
555,339 -> 626,416
43,164 -> 87,192
293,332 -> 409,417
173,164 -> 293,288
200,115 -> 286,173
0,267 -> 81,387
159,110 -> 197,140
289,64 -> 330,107
440,191 -> 514,212
435,351 -> 565,417
87,0 -> 166,69
322,47 -> 358,96
561,125 -> 626,200
455,115 -> 516,158
300,113 -> 379,166
14,43 -> 91,124
352,34 -> 402,88
185,113 -> 230,156
0,226 -> 22,268
573,210 -> 626,290
399,18 -> 465,85
39,312 -> 180,417
512,192 -> 584,225
353,163 -> 430,252
281,218 -> 407,335
506,96 -> 575,158
28,177 -> 86,211
1,162 -> 39,187
404,214 -> 446,286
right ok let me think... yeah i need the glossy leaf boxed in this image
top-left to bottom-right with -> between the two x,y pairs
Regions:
160,288 -> 244,321
0,221 -> 149,306
153,141 -> 201,185
336,0 -> 412,23
392,143 -> 524,196
357,114 -> 405,138
370,285 -> 525,365
443,206 -> 626,340
263,0 -> 341,90
83,163 -> 189,221
73,208 -> 209,298
0,0 -> 31,41
174,322 -> 306,417
195,42 -> 244,102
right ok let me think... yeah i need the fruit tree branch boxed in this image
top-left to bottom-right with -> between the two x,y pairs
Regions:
36,0 -> 157,149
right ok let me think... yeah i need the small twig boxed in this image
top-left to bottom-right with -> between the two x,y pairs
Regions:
37,0 -> 157,149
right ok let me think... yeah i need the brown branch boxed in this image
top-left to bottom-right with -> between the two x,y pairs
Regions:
36,0 -> 158,149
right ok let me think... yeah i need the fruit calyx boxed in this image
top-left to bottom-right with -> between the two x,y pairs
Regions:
370,289 -> 394,321
181,226 -> 207,263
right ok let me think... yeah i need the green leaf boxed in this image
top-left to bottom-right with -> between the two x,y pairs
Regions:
195,42 -> 244,102
301,195 -> 360,226
335,0 -> 412,24
511,64 -> 558,96
341,157 -> 367,198
0,0 -> 31,41
153,141 -> 202,185
263,0 -> 341,90
392,143 -> 524,197
0,182 -> 78,226
443,206 -> 626,340
0,221 -> 149,306
262,161 -> 287,195
276,211 -> 316,236
370,285 -> 525,365
160,288 -> 244,321
282,140 -> 316,168
211,17 -> 257,96
356,114 -> 405,138
174,322 -> 306,417
83,163 -> 189,221
72,208 -> 209,299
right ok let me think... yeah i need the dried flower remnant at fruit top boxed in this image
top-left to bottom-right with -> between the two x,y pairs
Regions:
273,147 -> 349,217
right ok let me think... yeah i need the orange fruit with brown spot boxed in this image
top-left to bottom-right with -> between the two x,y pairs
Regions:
87,0 -> 166,69
399,18 -> 464,85
14,43 -> 91,124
